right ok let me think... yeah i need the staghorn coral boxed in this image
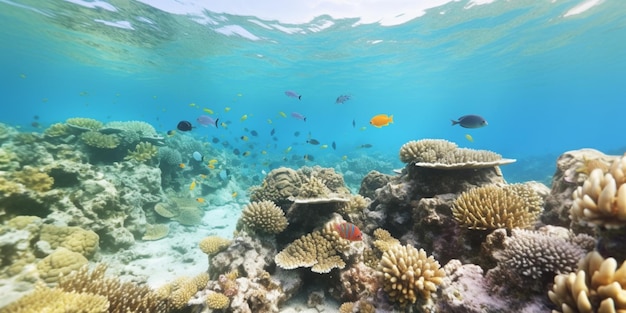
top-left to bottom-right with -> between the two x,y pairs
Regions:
206,291 -> 230,310
124,142 -> 158,163
66,117 -> 103,131
249,167 -> 302,204
141,223 -> 170,241
39,224 -> 100,258
378,244 -> 446,306
241,200 -> 289,234
399,139 -> 513,169
452,183 -> 543,230
57,263 -> 169,312
43,123 -> 71,138
80,131 -> 120,149
1,283 -> 110,313
548,251 -> 626,313
199,236 -> 231,255
36,247 -> 89,283
571,156 -> 626,229
13,166 -> 54,192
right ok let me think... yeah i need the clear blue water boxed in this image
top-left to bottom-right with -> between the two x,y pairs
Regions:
2,0 -> 625,183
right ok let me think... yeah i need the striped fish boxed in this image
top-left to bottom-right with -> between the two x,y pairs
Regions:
334,222 -> 362,241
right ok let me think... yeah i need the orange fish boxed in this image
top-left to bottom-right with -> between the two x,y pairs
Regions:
334,222 -> 362,241
369,114 -> 393,128
179,163 -> 186,168
207,164 -> 215,170
196,197 -> 205,203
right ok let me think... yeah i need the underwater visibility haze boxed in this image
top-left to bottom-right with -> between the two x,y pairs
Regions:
1,0 -> 626,312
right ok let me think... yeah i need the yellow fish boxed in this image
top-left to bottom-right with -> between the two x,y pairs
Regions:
189,180 -> 196,191
221,122 -> 228,128
203,108 -> 214,114
359,126 -> 367,131
278,111 -> 287,118
241,114 -> 248,121
242,151 -> 251,157
189,102 -> 196,107
261,150 -> 267,155
342,155 -> 348,160
208,159 -> 218,164
465,134 -> 474,143
285,146 -> 292,153
207,164 -> 215,170
196,197 -> 205,203
152,95 -> 157,99
241,135 -> 249,141
320,144 -> 328,149
179,163 -> 186,168
224,107 -> 231,112
267,119 -> 273,124
237,93 -> 243,97
232,192 -> 238,198
369,114 -> 393,128
200,174 -> 207,179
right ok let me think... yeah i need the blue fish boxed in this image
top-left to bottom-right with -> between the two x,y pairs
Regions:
336,94 -> 351,104
451,115 -> 488,128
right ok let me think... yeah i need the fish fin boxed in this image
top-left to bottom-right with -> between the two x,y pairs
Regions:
389,115 -> 393,123
215,118 -> 220,127
451,120 -> 459,126
298,95 -> 302,100
304,117 -> 307,122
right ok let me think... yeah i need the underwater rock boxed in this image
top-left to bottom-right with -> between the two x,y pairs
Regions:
358,170 -> 392,199
209,232 -> 277,280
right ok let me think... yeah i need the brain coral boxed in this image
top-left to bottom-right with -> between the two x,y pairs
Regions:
571,156 -> 626,229
80,131 -> 120,149
199,236 -> 231,255
250,167 -> 302,203
549,251 -> 626,313
452,183 -> 543,230
39,224 -> 100,258
124,142 -> 158,163
378,244 -> 446,306
241,200 -> 289,234
37,247 -> 89,283
66,117 -> 103,131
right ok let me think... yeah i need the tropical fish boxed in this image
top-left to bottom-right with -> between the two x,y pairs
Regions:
196,197 -> 205,203
465,134 -> 474,142
233,149 -> 241,155
291,112 -> 306,121
202,108 -> 214,114
278,111 -> 287,118
342,155 -> 348,160
232,192 -> 238,198
304,154 -> 315,161
359,126 -> 367,131
212,137 -> 220,143
360,144 -> 373,148
198,115 -> 219,127
242,151 -> 251,157
451,115 -> 487,128
241,135 -> 249,141
261,150 -> 267,155
189,180 -> 197,191
220,122 -> 228,128
285,90 -> 302,100
200,174 -> 207,179
320,144 -> 328,149
307,139 -> 320,145
179,163 -> 186,168
177,120 -> 193,131
336,95 -> 351,104
332,141 -> 336,150
335,222 -> 362,241
250,130 -> 258,136
352,119 -> 355,128
192,151 -> 204,161
240,114 -> 248,122
270,128 -> 275,136
224,107 -> 231,112
167,130 -> 176,137
294,131 -> 300,137
207,164 -> 215,170
267,119 -> 273,124
189,102 -> 196,107
285,146 -> 292,153
369,114 -> 393,128
208,159 -> 218,165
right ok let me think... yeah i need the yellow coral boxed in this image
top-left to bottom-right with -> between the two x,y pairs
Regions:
167,276 -> 201,310
399,139 -> 513,168
452,183 -> 543,230
206,292 -> 230,310
13,166 -> 54,192
199,236 -> 231,255
378,244 -> 445,306
372,228 -> 400,253
571,156 -> 626,229
549,251 -> 626,313
1,283 -> 109,313
0,148 -> 17,170
241,200 -> 288,234
80,131 -> 120,149
37,248 -> 89,283
142,223 -> 170,241
124,142 -> 158,163
66,117 -> 103,131
44,123 -> 71,137
0,177 -> 23,194
39,224 -> 100,258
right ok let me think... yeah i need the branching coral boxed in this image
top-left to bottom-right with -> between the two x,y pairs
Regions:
571,156 -> 626,229
124,142 -> 158,163
13,166 -> 54,192
241,200 -> 288,234
206,291 -> 230,309
66,117 -> 103,131
452,183 -> 543,230
80,131 -> 120,149
372,228 -> 401,254
1,283 -> 110,313
548,251 -> 626,313
199,236 -> 231,255
400,139 -> 457,163
378,244 -> 446,306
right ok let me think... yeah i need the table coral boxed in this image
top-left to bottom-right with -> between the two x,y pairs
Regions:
571,156 -> 626,229
378,244 -> 446,306
399,139 -> 512,169
241,200 -> 289,234
43,123 -> 71,138
0,283 -> 110,313
549,251 -> 626,313
452,183 -> 543,230
66,117 -> 103,131
199,236 -> 231,255
80,131 -> 120,149
39,224 -> 99,258
124,142 -> 158,163
36,247 -> 89,283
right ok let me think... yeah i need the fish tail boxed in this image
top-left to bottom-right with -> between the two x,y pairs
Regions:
451,120 -> 459,126
215,118 -> 220,127
389,115 -> 394,123
298,95 -> 302,100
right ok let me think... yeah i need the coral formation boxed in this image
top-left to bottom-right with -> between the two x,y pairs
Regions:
39,224 -> 100,258
66,117 -> 103,131
206,291 -> 230,309
241,200 -> 289,234
571,155 -> 626,228
378,244 -> 446,306
36,247 -> 89,283
43,123 -> 71,137
124,142 -> 158,163
358,170 -> 391,199
0,283 -> 110,313
549,251 -> 626,313
12,166 -> 54,192
199,236 -> 231,255
452,183 -> 543,230
399,139 -> 513,168
249,167 -> 302,204
80,131 -> 120,149
141,223 -> 169,241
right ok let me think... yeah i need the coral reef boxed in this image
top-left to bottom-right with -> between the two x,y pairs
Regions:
399,139 -> 514,168
358,170 -> 392,199
240,200 -> 289,235
39,224 -> 100,258
0,283 -> 110,313
199,236 -> 232,255
249,167 -> 302,205
206,291 -> 231,309
452,183 -> 543,230
36,247 -> 89,283
124,142 -> 158,163
65,117 -> 103,131
43,123 -> 71,138
80,131 -> 120,149
141,223 -> 169,241
12,166 -> 54,193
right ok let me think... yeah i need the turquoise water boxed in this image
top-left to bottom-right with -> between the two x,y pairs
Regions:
2,0 -> 625,183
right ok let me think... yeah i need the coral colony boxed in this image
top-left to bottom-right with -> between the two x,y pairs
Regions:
2,120 -> 626,313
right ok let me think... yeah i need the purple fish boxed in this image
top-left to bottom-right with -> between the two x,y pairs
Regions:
285,90 -> 301,100
197,115 -> 219,127
291,112 -> 306,121
335,95 -> 351,104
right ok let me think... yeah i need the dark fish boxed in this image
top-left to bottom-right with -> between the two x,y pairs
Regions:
33,115 -> 39,120
270,128 -> 275,136
304,154 -> 315,161
294,131 -> 300,137
212,137 -> 220,143
251,130 -> 258,136
352,119 -> 355,128
272,137 -> 278,141
332,141 -> 336,150
451,115 -> 488,128
360,144 -> 373,148
177,120 -> 193,131
307,139 -> 320,145
167,130 -> 176,136
336,95 -> 351,104
233,148 -> 241,155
